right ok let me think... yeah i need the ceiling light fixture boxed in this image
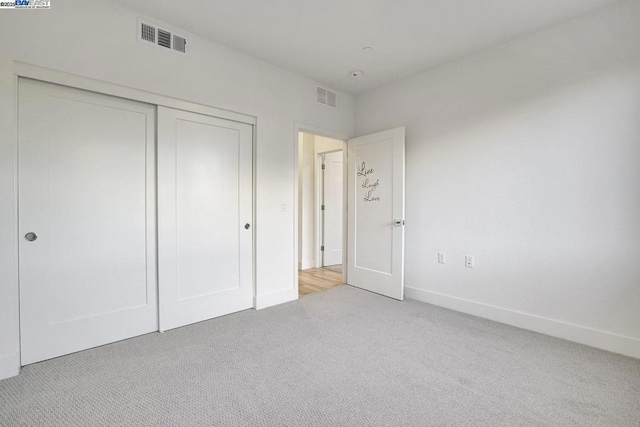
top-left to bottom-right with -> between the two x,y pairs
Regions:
350,70 -> 363,78
362,46 -> 373,54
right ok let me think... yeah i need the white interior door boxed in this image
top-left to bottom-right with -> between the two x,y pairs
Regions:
18,79 -> 158,365
158,107 -> 253,331
347,127 -> 405,300
322,151 -> 343,267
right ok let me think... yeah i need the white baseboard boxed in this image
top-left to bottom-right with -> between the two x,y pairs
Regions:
300,259 -> 314,270
0,352 -> 20,380
255,288 -> 297,310
405,286 -> 640,359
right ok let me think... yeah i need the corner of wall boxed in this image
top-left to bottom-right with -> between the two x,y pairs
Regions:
0,352 -> 20,380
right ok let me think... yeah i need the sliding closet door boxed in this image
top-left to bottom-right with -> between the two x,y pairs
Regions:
18,79 -> 158,365
158,107 -> 253,331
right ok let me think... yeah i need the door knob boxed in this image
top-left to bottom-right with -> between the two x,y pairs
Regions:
244,223 -> 251,230
24,232 -> 38,241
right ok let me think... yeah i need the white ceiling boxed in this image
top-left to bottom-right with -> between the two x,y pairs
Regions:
112,0 -> 622,94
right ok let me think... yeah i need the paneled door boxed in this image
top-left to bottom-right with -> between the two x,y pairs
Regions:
18,79 -> 158,365
321,151 -> 343,267
347,128 -> 405,300
157,107 -> 253,331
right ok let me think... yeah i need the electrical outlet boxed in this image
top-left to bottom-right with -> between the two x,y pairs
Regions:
438,252 -> 446,264
465,255 -> 474,268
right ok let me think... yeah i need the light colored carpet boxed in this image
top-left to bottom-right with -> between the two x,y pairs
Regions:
1,286 -> 639,426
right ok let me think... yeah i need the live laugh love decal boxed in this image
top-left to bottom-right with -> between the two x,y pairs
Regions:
357,162 -> 381,202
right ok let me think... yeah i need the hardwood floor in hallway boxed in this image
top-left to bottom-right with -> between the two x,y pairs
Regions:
298,267 -> 343,297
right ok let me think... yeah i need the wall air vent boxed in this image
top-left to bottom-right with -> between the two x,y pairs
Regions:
173,35 -> 187,53
317,87 -> 327,104
316,86 -> 337,108
138,18 -> 187,55
141,22 -> 156,43
157,29 -> 172,49
326,90 -> 337,108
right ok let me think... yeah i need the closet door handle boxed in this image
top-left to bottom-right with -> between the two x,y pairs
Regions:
244,223 -> 251,230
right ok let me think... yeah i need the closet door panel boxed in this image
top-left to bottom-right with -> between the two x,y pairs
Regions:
158,107 -> 253,331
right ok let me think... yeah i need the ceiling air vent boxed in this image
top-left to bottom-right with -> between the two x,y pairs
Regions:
316,86 -> 337,108
137,18 -> 187,55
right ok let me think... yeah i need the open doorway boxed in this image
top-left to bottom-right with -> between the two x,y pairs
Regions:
297,131 -> 346,297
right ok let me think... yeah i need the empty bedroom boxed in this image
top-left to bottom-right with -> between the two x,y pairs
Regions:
0,0 -> 639,425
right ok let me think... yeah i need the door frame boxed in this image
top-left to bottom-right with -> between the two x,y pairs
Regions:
10,62 -> 258,375
293,124 -> 348,296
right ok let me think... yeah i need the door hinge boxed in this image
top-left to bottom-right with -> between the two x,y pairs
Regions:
321,245 -> 324,251
321,164 -> 325,170
321,204 -> 325,211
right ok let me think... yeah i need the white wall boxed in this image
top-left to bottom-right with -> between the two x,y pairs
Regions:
298,133 -> 343,269
315,136 -> 344,154
355,0 -> 640,358
0,0 -> 354,379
